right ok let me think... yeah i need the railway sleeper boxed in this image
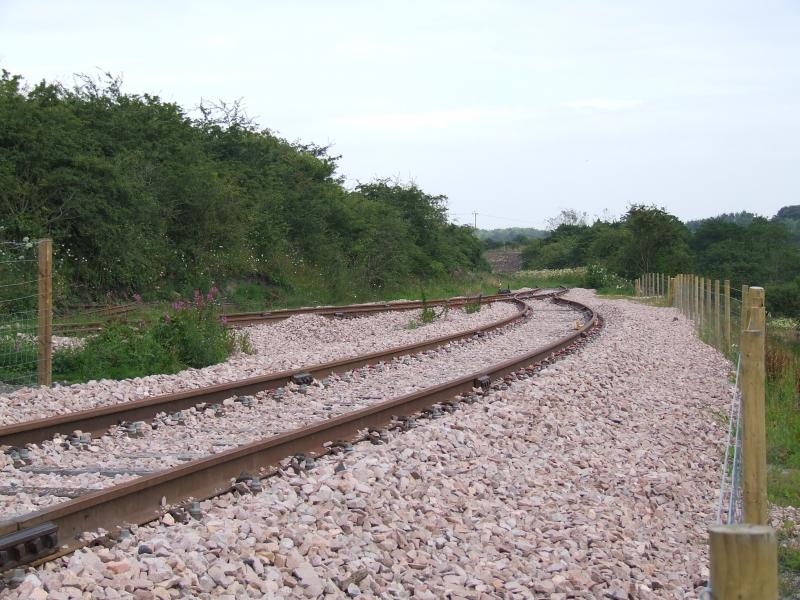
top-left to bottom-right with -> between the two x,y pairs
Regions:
0,523 -> 58,571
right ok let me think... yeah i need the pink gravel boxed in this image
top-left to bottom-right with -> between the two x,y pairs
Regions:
0,302 -> 518,426
0,298 -> 579,517
2,290 -> 734,598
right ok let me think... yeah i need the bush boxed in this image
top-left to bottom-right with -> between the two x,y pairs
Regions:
767,279 -> 800,318
584,264 -> 611,289
583,264 -> 630,292
54,288 -> 249,383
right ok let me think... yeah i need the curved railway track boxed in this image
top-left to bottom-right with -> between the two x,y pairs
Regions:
0,291 -> 549,447
0,288 -> 598,573
54,291 -> 523,334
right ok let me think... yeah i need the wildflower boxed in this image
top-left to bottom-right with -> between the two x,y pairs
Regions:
133,293 -> 142,303
220,315 -> 228,325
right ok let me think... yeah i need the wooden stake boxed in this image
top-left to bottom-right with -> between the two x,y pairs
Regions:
724,280 -> 731,353
680,274 -> 685,313
742,287 -> 767,525
715,279 -> 721,349
696,275 -> 701,327
742,284 -> 750,331
709,524 -> 777,599
37,238 -> 52,387
699,277 -> 705,330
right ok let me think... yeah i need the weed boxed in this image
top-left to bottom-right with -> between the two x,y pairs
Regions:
53,288 -> 248,383
464,297 -> 482,314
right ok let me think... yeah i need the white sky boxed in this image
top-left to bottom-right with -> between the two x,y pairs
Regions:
2,0 -> 798,229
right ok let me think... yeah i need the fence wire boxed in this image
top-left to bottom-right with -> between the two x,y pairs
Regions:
716,353 -> 744,525
0,241 -> 40,390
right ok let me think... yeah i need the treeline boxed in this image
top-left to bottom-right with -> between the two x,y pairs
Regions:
522,205 -> 800,316
475,227 -> 547,247
0,71 -> 484,302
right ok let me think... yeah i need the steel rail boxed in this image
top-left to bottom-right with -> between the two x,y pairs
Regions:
220,292 -> 524,326
52,291 -> 526,334
0,292 -> 556,447
0,291 -> 595,571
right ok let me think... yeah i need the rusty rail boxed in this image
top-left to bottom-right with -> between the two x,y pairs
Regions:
0,290 -> 595,571
0,292 -> 555,447
52,290 -> 527,334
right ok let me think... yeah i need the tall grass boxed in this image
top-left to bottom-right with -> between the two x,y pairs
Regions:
53,289 -> 249,384
761,331 -> 800,595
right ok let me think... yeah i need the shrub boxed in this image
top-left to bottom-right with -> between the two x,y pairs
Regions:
583,264 -> 630,292
54,287 -> 249,383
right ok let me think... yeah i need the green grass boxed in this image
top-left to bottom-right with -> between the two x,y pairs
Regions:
48,295 -> 250,384
752,331 -> 800,594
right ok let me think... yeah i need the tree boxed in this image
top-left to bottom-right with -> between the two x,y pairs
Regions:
618,205 -> 691,276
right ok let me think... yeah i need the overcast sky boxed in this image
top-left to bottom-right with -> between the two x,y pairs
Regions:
2,1 -> 798,229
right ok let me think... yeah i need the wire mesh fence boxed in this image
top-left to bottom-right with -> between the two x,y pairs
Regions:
716,354 -> 744,526
636,274 -> 776,595
0,240 -> 41,391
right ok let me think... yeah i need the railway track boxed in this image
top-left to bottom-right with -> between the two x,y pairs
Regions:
53,290 -> 518,334
0,291 -> 549,447
0,289 -> 596,573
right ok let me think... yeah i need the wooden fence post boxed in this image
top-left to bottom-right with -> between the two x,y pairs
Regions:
699,277 -> 705,330
696,275 -> 701,327
37,238 -> 52,386
742,284 -> 750,331
715,279 -> 721,349
709,524 -> 777,599
742,286 -> 767,525
724,280 -> 731,353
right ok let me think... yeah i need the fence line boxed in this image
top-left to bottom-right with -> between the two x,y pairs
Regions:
635,274 -> 777,598
0,239 -> 52,390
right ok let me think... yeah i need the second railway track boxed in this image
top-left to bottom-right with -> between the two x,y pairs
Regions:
0,290 -> 555,446
0,289 -> 597,573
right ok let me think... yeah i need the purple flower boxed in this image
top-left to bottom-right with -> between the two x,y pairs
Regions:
133,293 -> 142,303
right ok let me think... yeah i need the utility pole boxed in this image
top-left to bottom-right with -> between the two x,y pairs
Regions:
472,212 -> 478,229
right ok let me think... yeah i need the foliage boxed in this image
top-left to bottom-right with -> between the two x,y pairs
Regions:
53,289 -> 248,382
476,227 -> 547,246
518,204 -> 800,317
583,264 -> 629,291
407,292 -> 445,328
0,70 -> 485,303
463,298 -> 482,314
521,205 -> 690,278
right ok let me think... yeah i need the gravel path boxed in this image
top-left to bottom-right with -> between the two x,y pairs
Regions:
0,302 -> 518,426
2,291 -> 732,599
0,298 -> 580,518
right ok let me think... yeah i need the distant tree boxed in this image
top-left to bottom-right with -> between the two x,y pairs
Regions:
545,208 -> 587,231
775,205 -> 800,220
618,205 -> 690,276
